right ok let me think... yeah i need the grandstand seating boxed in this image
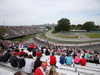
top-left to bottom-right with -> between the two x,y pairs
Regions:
0,48 -> 100,75
3,26 -> 41,39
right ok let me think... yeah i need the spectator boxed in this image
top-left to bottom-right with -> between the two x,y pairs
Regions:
60,53 -> 65,64
47,66 -> 59,75
19,49 -> 25,57
23,54 -> 34,75
32,49 -> 36,57
14,47 -> 20,52
0,50 -> 5,62
24,53 -> 28,58
36,50 -> 41,57
10,52 -> 19,67
18,54 -> 25,69
0,52 -> 3,62
0,46 -> 3,52
14,71 -> 22,75
77,50 -> 81,55
43,48 -> 46,54
27,46 -> 31,52
66,54 -> 72,65
36,48 -> 38,52
50,52 -> 56,66
94,54 -> 99,64
80,56 -> 86,66
88,55 -> 94,63
45,48 -> 50,56
83,54 -> 87,60
41,46 -> 44,54
34,62 -> 48,75
0,41 -> 3,47
74,54 -> 80,64
72,51 -> 77,59
30,43 -> 35,50
33,56 -> 42,72
3,50 -> 11,62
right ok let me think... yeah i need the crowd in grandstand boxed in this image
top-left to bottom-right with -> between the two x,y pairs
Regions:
0,40 -> 100,75
3,26 -> 41,39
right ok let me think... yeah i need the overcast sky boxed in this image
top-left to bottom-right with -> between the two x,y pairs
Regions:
0,0 -> 100,26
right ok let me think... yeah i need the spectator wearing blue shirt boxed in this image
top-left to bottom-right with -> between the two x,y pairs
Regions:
60,53 -> 65,64
36,49 -> 38,52
66,54 -> 72,65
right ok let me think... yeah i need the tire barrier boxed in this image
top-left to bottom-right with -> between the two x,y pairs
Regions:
36,36 -> 100,47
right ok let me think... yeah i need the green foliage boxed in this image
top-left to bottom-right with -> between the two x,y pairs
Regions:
55,18 -> 70,32
85,33 -> 100,38
51,30 -> 58,33
46,26 -> 51,30
0,27 -> 7,39
70,25 -> 76,30
76,24 -> 83,30
95,25 -> 99,28
11,34 -> 36,41
41,33 -> 46,37
82,21 -> 95,31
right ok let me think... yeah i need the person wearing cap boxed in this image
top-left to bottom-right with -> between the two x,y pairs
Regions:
34,62 -> 48,75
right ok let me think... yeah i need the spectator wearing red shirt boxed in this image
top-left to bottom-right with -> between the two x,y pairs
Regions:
58,49 -> 63,52
34,62 -> 48,75
80,56 -> 86,66
19,49 -> 25,57
36,50 -> 41,57
50,52 -> 56,66
84,51 -> 87,53
30,43 -> 35,49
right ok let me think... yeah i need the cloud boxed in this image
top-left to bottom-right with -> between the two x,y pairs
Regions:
0,0 -> 100,25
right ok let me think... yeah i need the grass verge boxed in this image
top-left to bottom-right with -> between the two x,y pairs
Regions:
11,34 -> 36,42
39,33 -> 100,44
85,33 -> 100,38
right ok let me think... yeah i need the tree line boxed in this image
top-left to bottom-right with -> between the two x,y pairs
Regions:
54,18 -> 100,32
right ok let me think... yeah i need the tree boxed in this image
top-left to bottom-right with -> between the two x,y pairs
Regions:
55,18 -> 70,32
76,24 -> 82,30
91,25 -> 100,31
95,25 -> 99,28
70,24 -> 76,30
82,21 -> 95,31
46,26 -> 51,30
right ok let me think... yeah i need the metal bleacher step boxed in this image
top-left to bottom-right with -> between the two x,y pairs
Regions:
0,65 -> 14,75
61,64 -> 99,75
74,64 -> 100,72
46,65 -> 84,75
40,55 -> 100,75
0,62 -> 27,75
23,48 -> 100,75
